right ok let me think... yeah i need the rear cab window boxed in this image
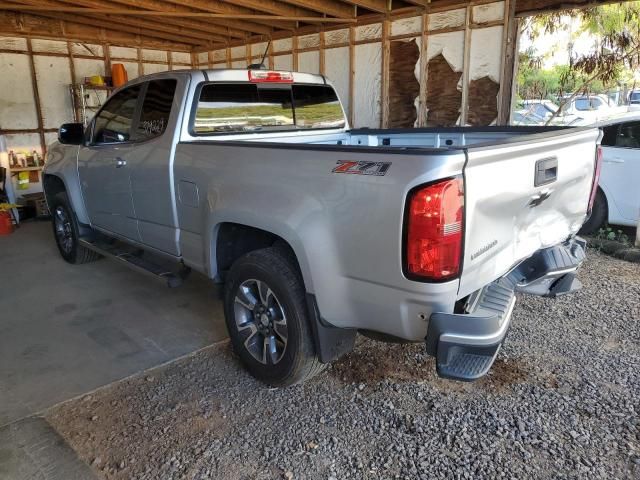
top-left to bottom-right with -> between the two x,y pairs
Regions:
191,82 -> 345,135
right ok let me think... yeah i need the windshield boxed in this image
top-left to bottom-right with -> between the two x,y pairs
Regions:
192,83 -> 345,134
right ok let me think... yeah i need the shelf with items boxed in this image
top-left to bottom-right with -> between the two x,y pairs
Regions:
70,83 -> 116,126
8,166 -> 43,172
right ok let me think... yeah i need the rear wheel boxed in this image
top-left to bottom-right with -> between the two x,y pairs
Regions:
580,189 -> 608,235
50,192 -> 101,264
223,248 -> 323,386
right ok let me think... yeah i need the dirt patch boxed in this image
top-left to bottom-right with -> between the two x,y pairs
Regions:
330,340 -> 535,395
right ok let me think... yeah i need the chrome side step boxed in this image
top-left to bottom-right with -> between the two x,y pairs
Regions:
78,238 -> 190,288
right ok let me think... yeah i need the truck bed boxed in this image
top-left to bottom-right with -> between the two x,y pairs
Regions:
176,126 -> 600,340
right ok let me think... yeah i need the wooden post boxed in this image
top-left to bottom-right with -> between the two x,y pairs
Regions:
460,5 -> 472,126
137,47 -> 143,76
636,218 -> 640,248
167,50 -> 173,70
26,38 -> 47,158
319,29 -> 326,75
418,12 -> 429,127
381,18 -> 390,129
349,25 -> 355,127
497,0 -> 518,125
292,35 -> 298,71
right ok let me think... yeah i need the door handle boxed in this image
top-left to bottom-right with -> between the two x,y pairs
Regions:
115,157 -> 127,168
534,157 -> 558,187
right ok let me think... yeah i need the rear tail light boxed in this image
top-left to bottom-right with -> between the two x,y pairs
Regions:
248,70 -> 293,83
588,146 -> 603,213
404,177 -> 464,281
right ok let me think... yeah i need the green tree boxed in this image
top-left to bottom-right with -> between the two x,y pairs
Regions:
520,2 -> 640,122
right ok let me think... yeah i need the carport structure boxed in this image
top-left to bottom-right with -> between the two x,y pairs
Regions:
0,0 -> 627,164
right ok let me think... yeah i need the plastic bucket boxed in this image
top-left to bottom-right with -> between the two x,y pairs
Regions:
0,211 -> 13,235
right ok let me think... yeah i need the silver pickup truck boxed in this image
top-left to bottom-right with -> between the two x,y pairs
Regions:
43,68 -> 602,386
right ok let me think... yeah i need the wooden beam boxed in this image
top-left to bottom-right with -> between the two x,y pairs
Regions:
342,0 -> 388,14
12,9 -> 203,45
277,0 -> 355,19
0,11 -> 192,50
403,0 -> 430,7
159,0 -> 296,32
46,0 -> 248,39
210,0 -> 321,19
0,6 -> 355,22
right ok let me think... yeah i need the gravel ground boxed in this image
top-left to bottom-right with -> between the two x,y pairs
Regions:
46,250 -> 640,480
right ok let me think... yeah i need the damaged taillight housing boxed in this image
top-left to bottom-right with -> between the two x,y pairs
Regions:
404,177 -> 464,281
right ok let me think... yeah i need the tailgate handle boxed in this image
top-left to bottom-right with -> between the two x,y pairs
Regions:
534,157 -> 557,187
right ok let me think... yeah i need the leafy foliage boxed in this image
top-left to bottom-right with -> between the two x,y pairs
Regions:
518,2 -> 640,117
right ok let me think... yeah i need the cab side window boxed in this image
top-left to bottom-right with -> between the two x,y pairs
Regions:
92,85 -> 142,144
615,121 -> 640,149
134,79 -> 177,141
601,125 -> 619,147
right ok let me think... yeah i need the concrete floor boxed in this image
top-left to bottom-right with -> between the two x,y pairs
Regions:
0,221 -> 228,427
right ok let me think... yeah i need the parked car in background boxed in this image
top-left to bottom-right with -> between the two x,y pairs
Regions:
561,95 -> 617,124
580,112 -> 640,233
628,90 -> 640,111
519,100 -> 582,126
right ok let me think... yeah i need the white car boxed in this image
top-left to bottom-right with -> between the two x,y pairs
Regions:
581,112 -> 640,233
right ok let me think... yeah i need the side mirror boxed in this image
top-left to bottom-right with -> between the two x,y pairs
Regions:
58,123 -> 84,145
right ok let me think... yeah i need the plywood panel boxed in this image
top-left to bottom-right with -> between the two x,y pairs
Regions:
473,2 -> 505,24
325,29 -> 349,46
298,51 -> 320,74
325,47 -> 350,120
428,9 -> 466,30
70,43 -> 103,57
0,36 -> 27,51
0,53 -> 38,129
33,55 -> 73,128
273,54 -> 293,71
31,39 -> 67,54
230,46 -> 245,60
354,42 -> 381,128
391,16 -> 422,37
211,50 -> 226,63
298,34 -> 320,49
143,63 -> 168,75
142,49 -> 166,62
388,39 -> 420,128
356,24 -> 382,41
273,38 -> 292,52
110,46 -> 137,59
197,52 -> 208,66
232,60 -> 247,68
172,51 -> 191,65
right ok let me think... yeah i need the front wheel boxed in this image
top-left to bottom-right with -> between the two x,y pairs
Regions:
50,192 -> 101,264
223,248 -> 323,386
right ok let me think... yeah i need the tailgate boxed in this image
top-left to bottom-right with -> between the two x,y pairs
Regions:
458,127 -> 601,298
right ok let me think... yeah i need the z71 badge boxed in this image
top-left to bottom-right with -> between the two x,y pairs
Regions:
332,161 -> 391,176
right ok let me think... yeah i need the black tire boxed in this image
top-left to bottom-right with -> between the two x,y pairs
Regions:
50,192 -> 101,264
223,247 -> 323,386
580,189 -> 608,235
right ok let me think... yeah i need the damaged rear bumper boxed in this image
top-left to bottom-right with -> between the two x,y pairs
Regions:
426,237 -> 586,381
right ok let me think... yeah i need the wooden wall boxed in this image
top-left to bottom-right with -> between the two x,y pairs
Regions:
196,0 -> 515,130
